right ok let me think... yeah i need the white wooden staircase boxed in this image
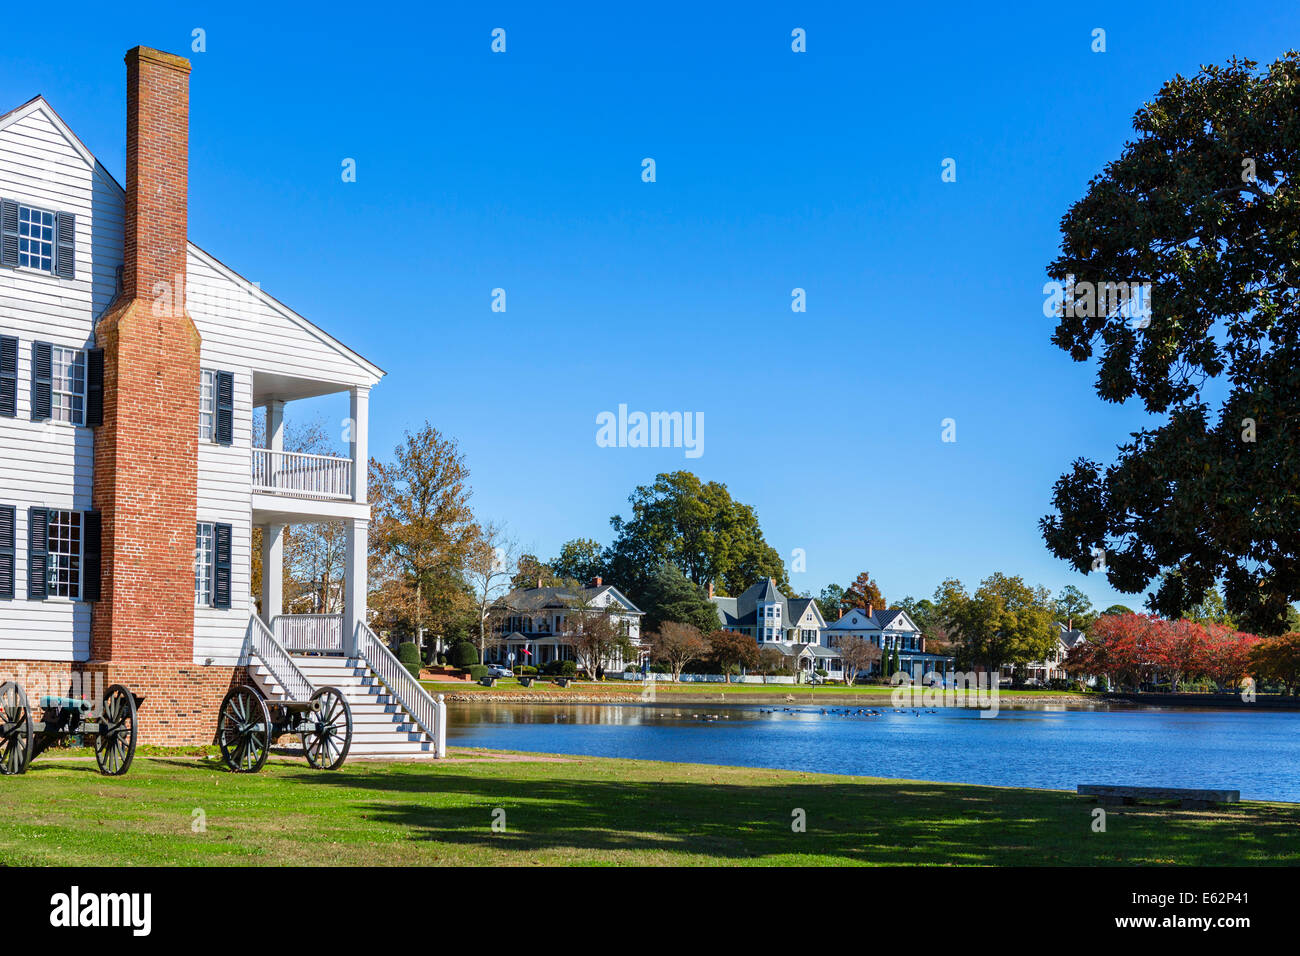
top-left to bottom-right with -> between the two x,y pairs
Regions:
244,616 -> 446,760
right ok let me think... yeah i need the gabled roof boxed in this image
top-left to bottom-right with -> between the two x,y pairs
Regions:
187,243 -> 384,383
494,583 -> 644,616
0,94 -> 384,383
1055,622 -> 1087,648
824,607 -> 921,633
711,577 -> 799,628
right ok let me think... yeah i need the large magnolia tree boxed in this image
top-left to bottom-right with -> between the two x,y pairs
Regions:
1040,54 -> 1300,635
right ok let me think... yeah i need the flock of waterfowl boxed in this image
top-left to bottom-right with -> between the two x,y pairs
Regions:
672,707 -> 941,720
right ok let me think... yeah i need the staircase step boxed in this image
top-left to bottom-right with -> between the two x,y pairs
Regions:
247,650 -> 440,761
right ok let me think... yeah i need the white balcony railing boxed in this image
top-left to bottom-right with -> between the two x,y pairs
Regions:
273,614 -> 345,654
252,448 -> 353,501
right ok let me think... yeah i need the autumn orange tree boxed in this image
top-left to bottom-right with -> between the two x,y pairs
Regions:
1248,633 -> 1300,694
368,423 -> 481,645
707,629 -> 759,682
648,621 -> 709,680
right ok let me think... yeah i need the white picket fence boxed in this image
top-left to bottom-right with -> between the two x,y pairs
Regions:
618,672 -> 798,685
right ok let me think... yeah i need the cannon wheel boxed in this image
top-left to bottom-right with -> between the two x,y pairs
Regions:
0,681 -> 33,775
218,685 -> 271,773
303,686 -> 352,771
93,684 -> 138,776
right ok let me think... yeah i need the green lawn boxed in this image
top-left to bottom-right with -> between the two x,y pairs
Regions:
0,751 -> 1294,866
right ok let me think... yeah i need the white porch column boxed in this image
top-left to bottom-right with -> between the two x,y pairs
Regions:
344,516 -> 369,655
261,523 -> 285,626
349,386 -> 369,503
266,399 -> 285,451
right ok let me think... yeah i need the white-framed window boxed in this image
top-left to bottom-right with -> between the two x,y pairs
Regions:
50,347 -> 86,425
198,369 -> 216,441
195,522 -> 214,606
47,510 -> 82,599
18,205 -> 55,273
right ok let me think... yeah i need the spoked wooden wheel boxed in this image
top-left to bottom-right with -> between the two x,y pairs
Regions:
0,682 -> 33,776
94,684 -> 138,776
304,687 -> 352,771
218,685 -> 271,773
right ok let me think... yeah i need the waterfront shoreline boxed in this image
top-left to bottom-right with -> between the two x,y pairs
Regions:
439,690 -> 1094,707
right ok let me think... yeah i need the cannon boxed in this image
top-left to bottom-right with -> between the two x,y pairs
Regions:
217,684 -> 352,773
0,681 -> 140,776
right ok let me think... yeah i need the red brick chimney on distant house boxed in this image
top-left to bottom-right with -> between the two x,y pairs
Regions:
707,581 -> 714,600
866,603 -> 873,617
591,576 -> 602,587
90,47 -> 204,740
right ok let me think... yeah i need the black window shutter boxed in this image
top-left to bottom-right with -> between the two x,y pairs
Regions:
0,505 -> 14,600
0,200 -> 18,268
213,522 -> 232,609
27,506 -> 48,600
0,335 -> 16,418
54,212 -> 75,279
215,371 -> 234,445
86,348 -> 104,426
30,342 -> 52,421
81,511 -> 101,602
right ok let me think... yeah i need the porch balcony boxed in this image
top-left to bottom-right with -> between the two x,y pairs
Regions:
252,448 -> 353,501
251,370 -> 369,510
252,371 -> 372,643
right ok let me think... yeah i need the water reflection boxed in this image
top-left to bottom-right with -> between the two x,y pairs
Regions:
447,701 -> 1300,803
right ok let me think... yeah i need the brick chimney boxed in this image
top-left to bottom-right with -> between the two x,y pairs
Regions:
91,47 -> 201,666
591,576 -> 602,587
707,581 -> 714,600
866,603 -> 873,617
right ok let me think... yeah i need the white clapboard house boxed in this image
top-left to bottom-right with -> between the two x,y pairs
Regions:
0,46 -> 443,755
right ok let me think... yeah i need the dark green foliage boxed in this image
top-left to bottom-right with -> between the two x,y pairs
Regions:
549,538 -> 606,586
1041,54 -> 1300,635
397,641 -> 422,678
605,471 -> 788,601
640,562 -> 721,635
450,641 -> 479,668
467,664 -> 488,681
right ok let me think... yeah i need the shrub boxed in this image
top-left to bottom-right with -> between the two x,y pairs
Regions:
397,642 -> 422,678
1046,677 -> 1071,691
467,664 -> 489,681
450,642 -> 479,668
1094,675 -> 1110,692
519,665 -> 537,676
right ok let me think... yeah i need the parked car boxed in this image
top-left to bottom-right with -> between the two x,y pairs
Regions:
486,664 -> 514,679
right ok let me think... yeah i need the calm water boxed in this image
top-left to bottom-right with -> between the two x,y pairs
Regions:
447,702 -> 1300,802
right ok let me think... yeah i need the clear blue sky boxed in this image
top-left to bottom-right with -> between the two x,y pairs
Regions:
4,2 -> 1297,610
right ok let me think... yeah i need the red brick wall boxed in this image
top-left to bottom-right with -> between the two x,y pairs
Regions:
0,660 -> 246,745
122,47 -> 191,303
92,45 -> 201,668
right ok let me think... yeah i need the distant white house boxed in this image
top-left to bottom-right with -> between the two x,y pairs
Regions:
710,578 -> 955,682
1004,622 -> 1086,683
488,577 -> 644,672
710,578 -> 839,677
821,605 -> 954,682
